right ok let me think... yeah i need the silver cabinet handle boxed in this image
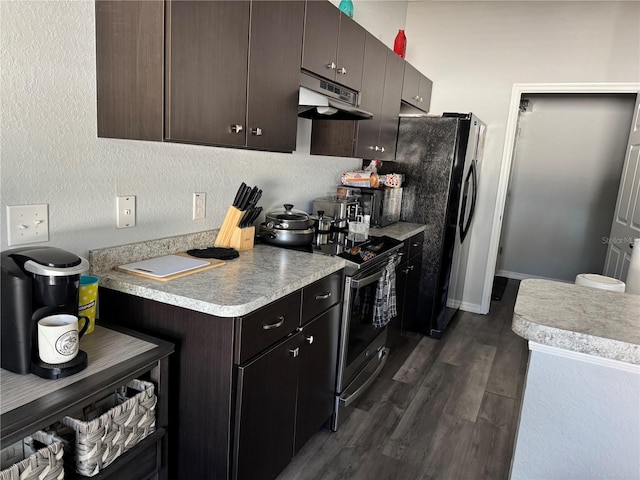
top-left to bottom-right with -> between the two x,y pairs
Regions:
412,242 -> 420,247
413,95 -> 420,101
251,127 -> 263,136
315,292 -> 332,300
263,316 -> 285,330
419,97 -> 424,102
337,67 -> 347,74
327,61 -> 336,70
408,265 -> 415,271
230,124 -> 243,134
380,146 -> 385,153
289,347 -> 300,357
305,336 -> 314,344
374,146 -> 380,152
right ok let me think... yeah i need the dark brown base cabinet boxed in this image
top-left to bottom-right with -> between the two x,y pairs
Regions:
388,232 -> 424,348
100,271 -> 343,480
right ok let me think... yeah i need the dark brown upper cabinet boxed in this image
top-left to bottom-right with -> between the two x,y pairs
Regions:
302,0 -> 365,92
95,1 -> 164,141
166,0 -> 305,152
96,0 -> 304,153
309,34 -> 405,160
401,61 -> 433,113
355,34 -> 403,161
165,1 -> 250,148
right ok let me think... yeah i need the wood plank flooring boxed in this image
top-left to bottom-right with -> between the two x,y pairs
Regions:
278,279 -> 528,480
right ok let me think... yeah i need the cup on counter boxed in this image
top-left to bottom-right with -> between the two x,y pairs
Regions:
78,275 -> 99,334
38,314 -> 90,364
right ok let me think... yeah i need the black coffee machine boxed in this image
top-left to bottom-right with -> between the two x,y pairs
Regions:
1,246 -> 90,379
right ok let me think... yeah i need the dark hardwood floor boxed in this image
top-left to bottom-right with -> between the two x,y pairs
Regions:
278,279 -> 528,480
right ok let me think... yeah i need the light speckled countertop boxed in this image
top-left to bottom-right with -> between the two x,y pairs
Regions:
373,222 -> 425,241
90,223 -> 422,319
513,279 -> 640,364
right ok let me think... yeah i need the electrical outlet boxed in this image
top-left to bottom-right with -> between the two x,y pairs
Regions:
193,192 -> 206,220
117,195 -> 136,228
6,204 -> 49,246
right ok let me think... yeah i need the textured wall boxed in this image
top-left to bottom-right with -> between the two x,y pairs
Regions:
1,1 -> 408,258
405,1 -> 640,312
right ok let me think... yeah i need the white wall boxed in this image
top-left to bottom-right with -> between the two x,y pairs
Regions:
0,0 -> 406,259
405,1 -> 640,311
511,346 -> 640,479
498,94 -> 635,282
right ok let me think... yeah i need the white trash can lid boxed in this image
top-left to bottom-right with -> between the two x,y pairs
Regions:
575,273 -> 626,292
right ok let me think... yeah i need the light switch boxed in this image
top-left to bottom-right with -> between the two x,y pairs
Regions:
6,204 -> 49,246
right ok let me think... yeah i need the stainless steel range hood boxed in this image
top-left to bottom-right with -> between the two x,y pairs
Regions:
298,71 -> 372,120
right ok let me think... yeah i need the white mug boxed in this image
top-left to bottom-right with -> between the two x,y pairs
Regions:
37,314 -> 89,364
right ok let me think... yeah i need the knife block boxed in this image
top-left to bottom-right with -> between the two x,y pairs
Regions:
215,206 -> 243,248
230,226 -> 255,251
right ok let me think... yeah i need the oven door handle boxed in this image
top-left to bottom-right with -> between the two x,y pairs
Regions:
351,270 -> 384,289
339,348 -> 389,407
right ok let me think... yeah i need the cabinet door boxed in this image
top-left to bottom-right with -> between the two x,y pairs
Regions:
335,14 -> 365,91
402,254 -> 422,332
295,304 -> 340,454
166,0 -> 250,147
301,0 -> 340,81
418,74 -> 433,113
354,33 -> 386,159
234,332 -> 301,480
401,62 -> 421,108
247,1 -> 304,152
95,1 -> 164,141
377,50 -> 403,161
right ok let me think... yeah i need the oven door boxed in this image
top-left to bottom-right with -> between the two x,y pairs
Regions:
336,267 -> 389,393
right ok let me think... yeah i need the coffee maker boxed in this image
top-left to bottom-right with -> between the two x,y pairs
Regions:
1,246 -> 89,379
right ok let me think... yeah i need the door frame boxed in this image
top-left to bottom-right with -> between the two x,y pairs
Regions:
482,82 -> 640,314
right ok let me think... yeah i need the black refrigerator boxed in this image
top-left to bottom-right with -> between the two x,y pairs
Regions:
382,113 -> 486,338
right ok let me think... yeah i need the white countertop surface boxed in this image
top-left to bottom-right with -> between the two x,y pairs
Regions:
373,222 -> 425,241
512,279 -> 640,364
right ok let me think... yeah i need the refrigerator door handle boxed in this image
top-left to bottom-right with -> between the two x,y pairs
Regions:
459,160 -> 478,243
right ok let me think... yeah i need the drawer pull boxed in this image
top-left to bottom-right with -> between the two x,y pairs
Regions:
305,335 -> 314,344
263,316 -> 285,330
315,292 -> 332,300
289,348 -> 300,357
412,242 -> 420,247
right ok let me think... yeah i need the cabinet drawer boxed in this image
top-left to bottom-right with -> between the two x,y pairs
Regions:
301,271 -> 343,326
235,291 -> 301,364
407,231 -> 424,258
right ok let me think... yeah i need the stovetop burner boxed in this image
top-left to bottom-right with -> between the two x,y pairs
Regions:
258,231 -> 402,275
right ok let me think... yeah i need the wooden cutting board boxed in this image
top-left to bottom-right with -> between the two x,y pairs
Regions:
116,253 -> 225,281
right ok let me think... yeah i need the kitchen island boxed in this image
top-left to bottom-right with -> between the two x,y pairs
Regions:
510,279 -> 640,479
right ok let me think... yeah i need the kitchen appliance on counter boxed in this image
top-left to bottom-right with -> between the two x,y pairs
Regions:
381,113 -> 486,338
312,195 -> 360,229
1,246 -> 90,378
357,186 -> 403,227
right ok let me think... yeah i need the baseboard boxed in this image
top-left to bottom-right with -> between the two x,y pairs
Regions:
447,299 -> 484,314
495,269 -> 572,283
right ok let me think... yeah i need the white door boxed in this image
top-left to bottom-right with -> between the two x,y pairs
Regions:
604,94 -> 640,280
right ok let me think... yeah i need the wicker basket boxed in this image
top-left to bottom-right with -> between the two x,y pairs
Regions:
0,441 -> 64,480
37,379 -> 156,477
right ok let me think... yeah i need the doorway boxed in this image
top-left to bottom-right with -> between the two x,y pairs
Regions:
482,83 -> 640,314
496,93 -> 635,282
